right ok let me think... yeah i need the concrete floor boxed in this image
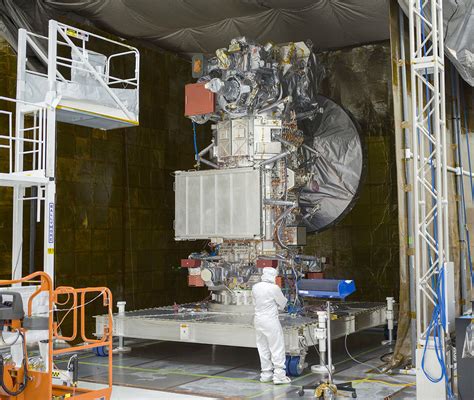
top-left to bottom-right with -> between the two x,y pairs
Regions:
56,330 -> 415,399
80,382 -> 216,399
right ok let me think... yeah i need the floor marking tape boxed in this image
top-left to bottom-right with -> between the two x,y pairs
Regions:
76,361 -> 263,384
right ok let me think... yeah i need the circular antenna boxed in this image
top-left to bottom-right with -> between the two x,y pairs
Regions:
296,95 -> 365,233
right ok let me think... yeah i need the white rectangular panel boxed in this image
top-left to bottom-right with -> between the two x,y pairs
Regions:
175,168 -> 261,240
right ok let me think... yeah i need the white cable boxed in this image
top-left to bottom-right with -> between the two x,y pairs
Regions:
344,333 -> 384,373
55,290 -> 106,313
343,334 -> 408,385
33,289 -> 106,316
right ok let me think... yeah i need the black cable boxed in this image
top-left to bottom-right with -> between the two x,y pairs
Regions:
0,332 -> 28,396
0,329 -> 21,346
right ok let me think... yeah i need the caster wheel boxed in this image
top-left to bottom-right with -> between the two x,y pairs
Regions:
298,388 -> 304,397
352,393 -> 357,398
288,356 -> 303,376
93,346 -> 108,357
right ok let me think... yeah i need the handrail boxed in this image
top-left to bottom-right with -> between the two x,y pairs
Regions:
0,96 -> 47,109
0,96 -> 48,177
0,273 -> 114,395
56,21 -> 138,52
55,24 -> 135,121
106,50 -> 139,86
0,272 -> 53,320
23,30 -> 67,83
79,287 -> 112,344
53,286 -> 78,341
0,271 -> 53,290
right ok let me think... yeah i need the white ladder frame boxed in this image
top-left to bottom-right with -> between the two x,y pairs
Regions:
5,19 -> 140,283
9,25 -> 57,281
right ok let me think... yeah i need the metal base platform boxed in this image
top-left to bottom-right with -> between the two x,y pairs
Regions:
95,301 -> 387,355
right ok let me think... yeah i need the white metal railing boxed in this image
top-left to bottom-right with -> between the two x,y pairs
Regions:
19,21 -> 140,123
56,22 -> 139,86
53,21 -> 139,118
0,96 -> 47,176
23,25 -> 139,88
22,185 -> 46,223
0,108 -> 13,174
24,30 -> 68,83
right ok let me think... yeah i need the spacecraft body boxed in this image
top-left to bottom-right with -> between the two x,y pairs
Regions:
175,37 -> 363,306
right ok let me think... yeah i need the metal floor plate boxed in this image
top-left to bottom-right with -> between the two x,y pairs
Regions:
101,302 -> 386,325
57,332 -> 416,399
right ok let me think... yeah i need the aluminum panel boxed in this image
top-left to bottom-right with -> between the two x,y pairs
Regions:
231,119 -> 250,156
95,302 -> 387,353
216,120 -> 231,158
175,168 -> 261,240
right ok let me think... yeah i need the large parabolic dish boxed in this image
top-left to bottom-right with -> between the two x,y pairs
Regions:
295,95 -> 365,233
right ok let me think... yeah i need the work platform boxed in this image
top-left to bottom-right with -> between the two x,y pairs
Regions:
95,302 -> 387,358
20,20 -> 139,131
25,74 -> 139,130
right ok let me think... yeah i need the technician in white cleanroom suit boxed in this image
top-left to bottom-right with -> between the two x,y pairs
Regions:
252,267 -> 291,384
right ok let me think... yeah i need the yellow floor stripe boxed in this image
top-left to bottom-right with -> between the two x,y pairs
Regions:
60,344 -> 397,399
77,360 -> 262,384
247,345 -> 391,399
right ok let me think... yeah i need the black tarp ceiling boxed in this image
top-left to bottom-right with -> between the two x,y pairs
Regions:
1,0 -> 391,55
0,0 -> 472,85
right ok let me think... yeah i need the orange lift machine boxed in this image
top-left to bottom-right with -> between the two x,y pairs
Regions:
0,272 -> 113,399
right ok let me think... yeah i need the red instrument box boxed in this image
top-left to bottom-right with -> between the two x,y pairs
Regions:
276,276 -> 283,288
188,275 -> 205,287
256,259 -> 278,268
184,83 -> 215,116
181,259 -> 201,268
306,272 -> 324,279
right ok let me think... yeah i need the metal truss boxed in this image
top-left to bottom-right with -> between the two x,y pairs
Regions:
409,0 -> 449,344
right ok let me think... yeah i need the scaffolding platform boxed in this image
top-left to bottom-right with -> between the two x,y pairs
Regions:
26,75 -> 139,130
20,21 -> 139,130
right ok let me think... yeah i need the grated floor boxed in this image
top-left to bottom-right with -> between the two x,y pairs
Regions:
57,330 -> 415,399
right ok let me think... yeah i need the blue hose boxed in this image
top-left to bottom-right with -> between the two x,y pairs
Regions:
192,121 -> 199,162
